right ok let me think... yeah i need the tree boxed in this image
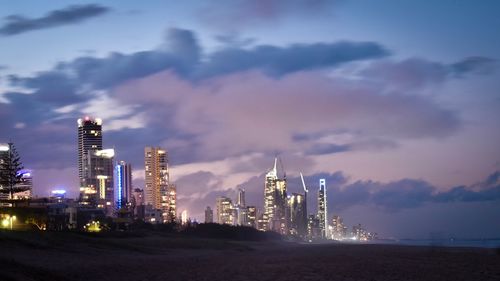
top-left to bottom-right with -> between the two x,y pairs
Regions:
0,142 -> 26,199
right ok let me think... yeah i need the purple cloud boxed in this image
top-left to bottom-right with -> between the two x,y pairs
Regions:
0,4 -> 110,36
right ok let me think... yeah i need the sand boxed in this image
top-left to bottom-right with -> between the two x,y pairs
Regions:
0,231 -> 499,281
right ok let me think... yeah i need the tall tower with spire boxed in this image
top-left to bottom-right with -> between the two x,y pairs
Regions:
318,178 -> 328,238
262,157 -> 288,234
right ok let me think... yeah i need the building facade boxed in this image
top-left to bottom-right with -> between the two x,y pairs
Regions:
204,206 -> 213,223
115,161 -> 132,209
216,196 -> 233,225
288,193 -> 307,237
80,149 -> 115,212
144,147 -> 175,223
246,206 -> 257,228
77,117 -> 103,186
317,178 -> 328,238
262,158 -> 288,234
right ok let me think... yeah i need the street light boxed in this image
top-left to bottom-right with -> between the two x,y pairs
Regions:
1,215 -> 16,230
10,216 -> 16,230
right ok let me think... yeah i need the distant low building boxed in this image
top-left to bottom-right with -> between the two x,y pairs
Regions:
205,206 -> 213,223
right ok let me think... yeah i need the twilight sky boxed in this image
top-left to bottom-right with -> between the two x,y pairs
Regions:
1,0 -> 499,239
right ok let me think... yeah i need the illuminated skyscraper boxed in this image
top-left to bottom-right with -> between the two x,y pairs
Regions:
307,214 -> 321,240
318,178 -> 328,239
216,196 -> 233,225
166,183 -> 177,223
235,188 -> 247,225
263,158 -> 287,234
246,206 -> 257,228
144,146 -> 174,223
205,206 -> 213,223
131,188 -> 144,217
80,149 -> 115,211
237,188 -> 245,207
0,144 -> 8,193
181,210 -> 188,225
13,169 -> 33,200
77,117 -> 102,186
288,193 -> 307,237
115,161 -> 132,209
331,215 -> 345,240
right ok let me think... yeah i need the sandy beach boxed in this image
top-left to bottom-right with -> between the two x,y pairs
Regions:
0,231 -> 499,281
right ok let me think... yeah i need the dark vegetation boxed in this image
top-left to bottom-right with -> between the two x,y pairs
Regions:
180,222 -> 282,241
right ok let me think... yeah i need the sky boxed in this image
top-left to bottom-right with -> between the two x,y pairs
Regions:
0,0 -> 499,239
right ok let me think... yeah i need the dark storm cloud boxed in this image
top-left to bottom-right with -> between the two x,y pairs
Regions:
197,41 -> 390,78
305,143 -> 351,155
450,56 -> 497,77
0,4 -> 110,36
70,28 -> 200,89
5,28 -> 387,104
66,29 -> 389,87
315,171 -> 500,212
8,71 -> 83,106
214,34 -> 256,48
3,27 -> 390,125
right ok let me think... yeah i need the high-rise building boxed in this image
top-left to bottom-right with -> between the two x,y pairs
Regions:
165,183 -> 177,223
115,161 -> 132,209
246,206 -> 257,228
216,196 -> 233,225
181,210 -> 188,225
80,149 -> 115,211
144,147 -> 172,222
237,188 -> 245,207
235,188 -> 247,225
205,206 -> 213,223
131,188 -> 144,218
331,215 -> 345,240
263,158 -> 287,234
288,193 -> 307,237
12,169 -> 33,200
318,178 -> 328,239
77,117 -> 102,186
0,144 -> 8,199
307,214 -> 321,240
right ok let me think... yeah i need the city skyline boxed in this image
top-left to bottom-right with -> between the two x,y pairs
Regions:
1,1 -> 500,239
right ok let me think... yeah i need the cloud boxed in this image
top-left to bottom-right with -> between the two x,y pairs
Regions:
199,0 -> 338,30
5,28 -> 387,106
450,56 -> 497,77
346,171 -> 500,211
286,170 -> 500,213
1,27 -> 489,217
196,41 -> 390,79
8,71 -> 83,106
350,57 -> 498,94
305,143 -> 351,155
0,4 -> 110,36
115,70 -> 461,163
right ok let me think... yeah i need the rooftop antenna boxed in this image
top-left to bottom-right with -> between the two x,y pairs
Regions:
300,172 -> 308,193
278,155 -> 286,179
